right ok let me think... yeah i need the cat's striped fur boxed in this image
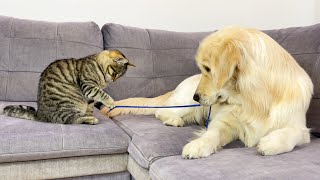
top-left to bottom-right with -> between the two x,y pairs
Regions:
3,50 -> 134,124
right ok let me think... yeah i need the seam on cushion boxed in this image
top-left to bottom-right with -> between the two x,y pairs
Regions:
56,23 -> 58,61
102,25 -> 113,50
291,52 -> 320,55
152,74 -> 195,78
312,56 -> 320,80
131,80 -> 154,97
60,124 -> 64,150
5,18 -> 14,100
104,46 -> 197,50
146,29 -> 156,96
111,116 -> 157,136
0,70 -> 193,77
145,29 -> 152,50
124,74 -> 195,79
129,140 -> 151,168
5,36 -> 102,49
112,117 -> 136,136
0,147 -> 127,156
0,70 -> 42,73
111,118 -> 134,138
149,166 -> 164,180
279,27 -> 301,45
149,155 -> 172,166
4,45 -> 9,100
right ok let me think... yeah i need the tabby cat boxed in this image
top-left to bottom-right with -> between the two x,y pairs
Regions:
3,50 -> 134,124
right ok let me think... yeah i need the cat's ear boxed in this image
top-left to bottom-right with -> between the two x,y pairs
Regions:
115,57 -> 128,65
115,58 -> 136,67
127,62 -> 136,67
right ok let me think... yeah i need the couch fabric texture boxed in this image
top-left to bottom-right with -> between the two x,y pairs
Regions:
113,115 -> 243,169
0,15 -> 319,179
150,138 -> 320,180
0,154 -> 128,180
60,172 -> 131,180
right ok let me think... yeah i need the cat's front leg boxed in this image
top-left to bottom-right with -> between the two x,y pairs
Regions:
100,93 -> 115,109
91,89 -> 115,109
80,82 -> 115,109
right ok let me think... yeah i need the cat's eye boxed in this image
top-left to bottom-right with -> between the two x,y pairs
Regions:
203,65 -> 210,72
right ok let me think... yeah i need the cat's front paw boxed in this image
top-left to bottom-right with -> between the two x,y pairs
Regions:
86,117 -> 99,125
106,103 -> 115,109
102,99 -> 115,109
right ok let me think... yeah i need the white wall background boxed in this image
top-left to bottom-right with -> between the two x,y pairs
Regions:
1,0 -> 319,32
316,0 -> 320,22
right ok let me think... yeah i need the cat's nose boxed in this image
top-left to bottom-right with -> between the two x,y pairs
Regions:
193,94 -> 200,102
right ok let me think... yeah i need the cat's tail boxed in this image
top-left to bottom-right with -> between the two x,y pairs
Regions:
100,91 -> 173,118
3,105 -> 37,120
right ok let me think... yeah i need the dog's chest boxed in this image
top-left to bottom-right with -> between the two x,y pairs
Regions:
237,118 -> 267,147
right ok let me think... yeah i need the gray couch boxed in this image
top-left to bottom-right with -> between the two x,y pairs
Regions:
0,15 -> 319,179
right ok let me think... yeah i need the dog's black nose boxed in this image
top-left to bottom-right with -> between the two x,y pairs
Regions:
193,94 -> 200,102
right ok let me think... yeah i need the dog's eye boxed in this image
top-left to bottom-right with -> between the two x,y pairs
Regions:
203,65 -> 211,72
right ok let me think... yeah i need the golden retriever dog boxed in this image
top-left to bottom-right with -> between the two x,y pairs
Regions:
102,27 -> 313,159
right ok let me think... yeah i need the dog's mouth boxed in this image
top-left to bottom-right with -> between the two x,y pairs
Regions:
198,94 -> 229,106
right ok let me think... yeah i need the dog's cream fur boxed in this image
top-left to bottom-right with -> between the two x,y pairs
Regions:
102,27 -> 313,159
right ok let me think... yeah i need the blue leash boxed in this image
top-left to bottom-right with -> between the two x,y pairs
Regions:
108,104 -> 212,128
206,106 -> 212,128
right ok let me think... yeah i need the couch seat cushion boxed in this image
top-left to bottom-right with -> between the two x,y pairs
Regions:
0,101 -> 130,163
150,138 -> 320,180
113,115 -> 244,169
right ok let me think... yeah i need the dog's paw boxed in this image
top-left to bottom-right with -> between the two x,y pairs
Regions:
100,105 -> 121,118
106,108 -> 123,118
163,118 -> 185,127
100,107 -> 110,115
257,134 -> 293,156
182,138 -> 216,159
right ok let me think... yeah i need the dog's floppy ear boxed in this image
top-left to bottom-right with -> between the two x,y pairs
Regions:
223,40 -> 243,77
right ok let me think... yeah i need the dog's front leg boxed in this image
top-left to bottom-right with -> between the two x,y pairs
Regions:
257,127 -> 310,155
182,106 -> 238,159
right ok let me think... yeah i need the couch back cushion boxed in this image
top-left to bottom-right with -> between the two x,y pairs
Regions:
102,23 -> 210,99
102,23 -> 320,132
0,15 -> 103,101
